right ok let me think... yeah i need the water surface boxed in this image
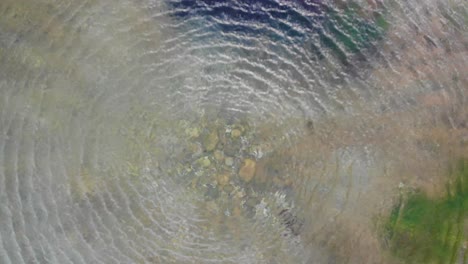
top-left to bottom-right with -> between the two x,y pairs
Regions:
0,0 -> 467,263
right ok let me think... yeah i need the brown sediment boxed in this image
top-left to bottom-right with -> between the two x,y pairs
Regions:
262,57 -> 467,261
371,4 -> 468,94
273,113 -> 467,262
1,0 -> 466,262
239,159 -> 256,183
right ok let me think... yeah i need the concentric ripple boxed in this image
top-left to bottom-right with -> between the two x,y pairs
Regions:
0,0 -> 467,263
160,0 -> 390,118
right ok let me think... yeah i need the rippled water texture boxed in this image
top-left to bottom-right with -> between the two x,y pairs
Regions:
0,0 -> 467,263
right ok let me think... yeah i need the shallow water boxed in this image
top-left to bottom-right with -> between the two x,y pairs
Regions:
0,0 -> 467,263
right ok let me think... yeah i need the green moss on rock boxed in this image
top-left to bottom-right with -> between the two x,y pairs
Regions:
383,160 -> 468,263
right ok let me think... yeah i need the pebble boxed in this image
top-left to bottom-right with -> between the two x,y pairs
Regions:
223,184 -> 234,193
213,150 -> 224,161
225,157 -> 234,166
239,159 -> 256,182
204,131 -> 219,151
231,129 -> 242,138
197,157 -> 211,167
217,173 -> 230,186
185,127 -> 200,138
223,143 -> 238,156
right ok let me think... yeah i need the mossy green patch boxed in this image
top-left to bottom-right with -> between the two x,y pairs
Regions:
321,2 -> 389,62
383,159 -> 468,264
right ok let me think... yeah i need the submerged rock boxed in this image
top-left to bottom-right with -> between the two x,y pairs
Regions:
239,159 -> 256,182
225,157 -> 234,167
203,131 -> 219,152
231,129 -> 242,138
213,150 -> 224,161
217,173 -> 230,187
199,156 -> 211,167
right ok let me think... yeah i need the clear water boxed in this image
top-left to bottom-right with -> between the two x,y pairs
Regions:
0,0 -> 467,263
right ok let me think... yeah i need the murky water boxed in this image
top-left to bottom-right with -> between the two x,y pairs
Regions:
0,0 -> 467,263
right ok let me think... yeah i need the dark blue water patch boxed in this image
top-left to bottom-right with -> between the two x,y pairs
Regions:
169,0 -> 325,37
170,0 -> 324,19
168,0 -> 388,66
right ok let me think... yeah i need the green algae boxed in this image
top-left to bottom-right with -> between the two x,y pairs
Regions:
383,160 -> 468,263
321,2 -> 389,64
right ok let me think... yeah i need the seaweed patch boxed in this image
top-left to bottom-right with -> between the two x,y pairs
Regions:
382,159 -> 468,263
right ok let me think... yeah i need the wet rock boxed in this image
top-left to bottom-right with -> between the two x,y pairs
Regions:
239,159 -> 256,182
203,131 -> 219,152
